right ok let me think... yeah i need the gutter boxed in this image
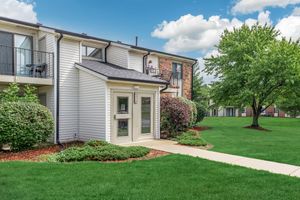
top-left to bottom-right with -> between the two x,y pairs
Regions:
56,33 -> 63,146
104,41 -> 111,63
191,60 -> 198,100
142,51 -> 150,73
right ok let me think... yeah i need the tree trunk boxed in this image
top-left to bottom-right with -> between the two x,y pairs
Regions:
251,103 -> 261,127
251,114 -> 260,127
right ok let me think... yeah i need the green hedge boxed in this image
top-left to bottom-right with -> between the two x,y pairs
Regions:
0,102 -> 54,151
176,130 -> 207,146
195,103 -> 207,122
55,140 -> 150,162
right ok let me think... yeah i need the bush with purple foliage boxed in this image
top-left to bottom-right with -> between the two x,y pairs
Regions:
160,96 -> 190,137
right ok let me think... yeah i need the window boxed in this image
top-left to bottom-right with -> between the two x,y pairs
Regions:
117,97 -> 128,114
172,63 -> 182,79
141,97 -> 151,134
14,34 -> 33,76
82,45 -> 103,60
118,119 -> 128,136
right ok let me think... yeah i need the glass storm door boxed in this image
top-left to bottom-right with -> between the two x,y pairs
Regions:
113,93 -> 133,143
138,94 -> 154,139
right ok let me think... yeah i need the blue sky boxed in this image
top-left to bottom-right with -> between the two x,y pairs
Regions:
1,0 -> 300,82
31,0 -> 299,58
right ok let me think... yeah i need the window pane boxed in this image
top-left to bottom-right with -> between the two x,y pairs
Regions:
141,97 -> 151,134
118,97 -> 128,114
118,119 -> 128,136
14,35 -> 32,49
14,34 -> 32,76
84,46 -> 103,59
172,63 -> 182,79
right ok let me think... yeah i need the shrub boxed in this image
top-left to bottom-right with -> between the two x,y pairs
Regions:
55,140 -> 150,162
0,83 -> 38,103
0,102 -> 54,151
195,103 -> 207,122
177,97 -> 198,126
176,130 -> 207,146
84,140 -> 110,147
160,96 -> 190,137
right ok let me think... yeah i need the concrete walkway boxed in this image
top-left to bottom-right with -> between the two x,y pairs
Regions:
125,140 -> 300,178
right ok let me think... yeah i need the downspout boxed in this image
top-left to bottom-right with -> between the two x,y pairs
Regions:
142,51 -> 150,73
191,60 -> 197,100
56,33 -> 63,146
104,41 -> 111,63
160,82 -> 169,92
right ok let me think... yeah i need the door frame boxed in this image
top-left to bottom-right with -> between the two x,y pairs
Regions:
133,92 -> 155,141
111,91 -> 133,144
110,89 -> 156,144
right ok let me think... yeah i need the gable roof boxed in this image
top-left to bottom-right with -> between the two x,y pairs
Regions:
76,60 -> 168,85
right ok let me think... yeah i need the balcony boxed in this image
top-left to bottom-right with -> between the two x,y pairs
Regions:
0,45 -> 54,85
145,66 -> 181,89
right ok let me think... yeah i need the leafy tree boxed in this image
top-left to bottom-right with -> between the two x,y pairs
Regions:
205,24 -> 300,127
277,83 -> 300,117
192,63 -> 210,108
0,83 -> 39,103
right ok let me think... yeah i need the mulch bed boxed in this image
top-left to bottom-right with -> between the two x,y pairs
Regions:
104,149 -> 170,163
0,142 -> 169,162
191,126 -> 210,132
244,126 -> 271,132
0,145 -> 60,161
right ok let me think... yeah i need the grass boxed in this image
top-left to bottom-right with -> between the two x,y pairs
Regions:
0,155 -> 300,200
200,117 -> 300,165
176,130 -> 207,146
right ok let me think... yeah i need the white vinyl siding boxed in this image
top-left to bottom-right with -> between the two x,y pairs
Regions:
107,45 -> 129,68
59,39 -> 80,142
79,70 -> 106,141
128,52 -> 143,72
147,55 -> 159,70
38,86 -> 54,115
106,87 -> 111,142
155,89 -> 160,139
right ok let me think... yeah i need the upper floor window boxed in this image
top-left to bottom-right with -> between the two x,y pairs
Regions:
81,45 -> 103,60
172,62 -> 182,79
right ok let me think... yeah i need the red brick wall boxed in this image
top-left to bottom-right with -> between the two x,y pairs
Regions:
264,106 -> 275,117
158,57 -> 193,100
245,106 -> 286,117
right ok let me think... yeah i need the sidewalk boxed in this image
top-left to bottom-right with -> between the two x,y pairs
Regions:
125,140 -> 300,178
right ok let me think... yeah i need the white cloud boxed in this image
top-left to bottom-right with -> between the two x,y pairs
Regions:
232,0 -> 300,14
276,15 -> 300,41
0,0 -> 37,23
292,7 -> 300,15
152,11 -> 271,53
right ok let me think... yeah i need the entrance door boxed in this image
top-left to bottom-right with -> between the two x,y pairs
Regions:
226,108 -> 235,117
133,93 -> 154,141
112,91 -> 155,143
112,93 -> 133,143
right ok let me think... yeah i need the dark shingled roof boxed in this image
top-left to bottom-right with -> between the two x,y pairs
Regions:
76,60 -> 168,85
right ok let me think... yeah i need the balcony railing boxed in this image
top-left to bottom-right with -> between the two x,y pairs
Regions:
145,66 -> 181,88
0,45 -> 54,78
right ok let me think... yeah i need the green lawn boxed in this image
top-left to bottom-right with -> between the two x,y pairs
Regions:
200,117 -> 300,165
0,155 -> 300,200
